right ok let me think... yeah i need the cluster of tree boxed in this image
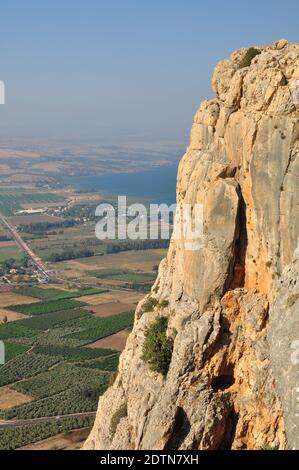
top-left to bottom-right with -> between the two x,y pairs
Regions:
20,219 -> 76,235
0,257 -> 30,275
0,353 -> 60,387
106,238 -> 169,254
123,282 -> 154,292
47,248 -> 94,262
0,235 -> 11,241
62,204 -> 99,221
2,380 -> 108,420
0,415 -> 95,450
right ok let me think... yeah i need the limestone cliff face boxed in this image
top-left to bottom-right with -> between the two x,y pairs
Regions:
85,40 -> 299,450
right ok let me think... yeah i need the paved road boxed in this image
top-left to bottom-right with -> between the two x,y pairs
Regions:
0,211 -> 54,281
0,412 -> 96,429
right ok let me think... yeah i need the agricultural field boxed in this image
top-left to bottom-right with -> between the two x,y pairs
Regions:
85,268 -> 157,293
1,380 -> 108,420
0,292 -> 40,308
0,387 -> 32,410
88,268 -> 156,283
58,249 -> 166,273
31,345 -> 115,362
2,342 -> 29,362
0,353 -> 62,386
19,427 -> 91,450
0,308 -> 27,322
80,289 -> 144,305
0,415 -> 95,450
0,322 -> 37,340
7,214 -> 63,226
8,298 -> 86,316
66,311 -> 134,342
14,286 -> 107,301
0,288 -> 134,449
87,330 -> 130,352
89,301 -> 136,317
17,308 -> 90,330
0,245 -> 24,263
0,190 -> 64,216
77,354 -> 120,371
12,363 -> 109,400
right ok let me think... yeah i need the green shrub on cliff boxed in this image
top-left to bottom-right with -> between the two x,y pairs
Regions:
239,47 -> 261,68
142,316 -> 173,376
142,296 -> 159,313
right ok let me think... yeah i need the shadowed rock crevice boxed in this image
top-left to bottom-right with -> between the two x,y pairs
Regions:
229,191 -> 248,290
222,408 -> 239,450
211,374 -> 234,392
165,407 -> 191,450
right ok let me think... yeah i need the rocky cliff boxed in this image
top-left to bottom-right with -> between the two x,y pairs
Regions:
84,39 -> 299,450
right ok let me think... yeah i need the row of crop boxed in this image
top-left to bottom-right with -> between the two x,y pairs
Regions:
75,287 -> 108,297
32,344 -> 115,361
8,298 -> 86,315
0,415 -> 94,450
29,326 -> 85,348
88,268 -> 155,281
18,308 -> 90,331
2,381 -> 108,420
77,354 -> 119,371
13,363 -> 106,399
14,286 -> 108,301
0,352 -> 61,387
14,286 -> 78,301
2,342 -> 28,362
0,322 -> 36,341
66,311 -> 134,342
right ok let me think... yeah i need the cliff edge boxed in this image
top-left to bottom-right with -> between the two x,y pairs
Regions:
84,39 -> 299,450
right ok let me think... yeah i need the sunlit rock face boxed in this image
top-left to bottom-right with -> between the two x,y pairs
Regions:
84,40 -> 299,450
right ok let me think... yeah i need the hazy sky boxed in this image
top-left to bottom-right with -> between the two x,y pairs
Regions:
0,0 -> 298,142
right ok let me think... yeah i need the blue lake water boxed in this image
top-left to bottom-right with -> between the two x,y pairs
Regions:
64,165 -> 178,205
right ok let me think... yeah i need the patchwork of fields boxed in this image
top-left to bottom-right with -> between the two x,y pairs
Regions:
0,182 -> 166,449
0,285 -> 135,449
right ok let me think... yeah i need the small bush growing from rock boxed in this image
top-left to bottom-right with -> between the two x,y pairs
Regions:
160,299 -> 169,309
260,443 -> 279,451
239,47 -> 261,68
110,403 -> 127,437
108,371 -> 118,387
153,281 -> 160,294
287,293 -> 299,308
142,316 -> 173,376
142,296 -> 159,313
